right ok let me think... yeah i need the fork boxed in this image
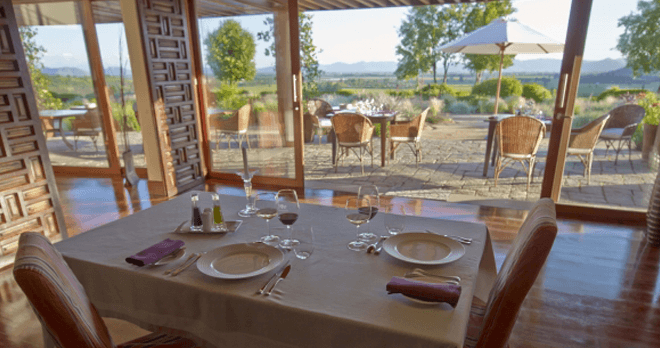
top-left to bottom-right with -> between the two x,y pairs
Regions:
425,230 -> 472,244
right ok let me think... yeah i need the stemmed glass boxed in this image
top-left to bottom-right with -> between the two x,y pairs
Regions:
292,225 -> 314,260
276,189 -> 300,249
255,193 -> 280,245
357,185 -> 380,243
345,197 -> 372,251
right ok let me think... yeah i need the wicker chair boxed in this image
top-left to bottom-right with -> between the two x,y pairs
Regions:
389,107 -> 430,167
72,106 -> 102,152
304,98 -> 335,144
464,198 -> 557,348
599,104 -> 645,165
13,232 -> 200,348
331,113 -> 374,175
493,116 -> 546,190
211,104 -> 252,149
566,114 -> 610,184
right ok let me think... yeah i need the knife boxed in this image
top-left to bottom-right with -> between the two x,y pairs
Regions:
257,261 -> 290,295
265,264 -> 291,296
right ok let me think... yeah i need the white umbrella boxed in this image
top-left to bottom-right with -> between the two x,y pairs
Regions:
439,17 -> 564,114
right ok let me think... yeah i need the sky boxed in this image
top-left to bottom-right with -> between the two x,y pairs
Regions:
30,0 -> 640,70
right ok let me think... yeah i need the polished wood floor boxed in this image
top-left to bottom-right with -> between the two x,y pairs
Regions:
1,177 -> 658,347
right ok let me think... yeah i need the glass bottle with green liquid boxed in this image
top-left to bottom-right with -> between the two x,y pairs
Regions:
212,194 -> 226,232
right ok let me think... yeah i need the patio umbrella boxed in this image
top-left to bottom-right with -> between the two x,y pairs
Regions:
439,17 -> 564,114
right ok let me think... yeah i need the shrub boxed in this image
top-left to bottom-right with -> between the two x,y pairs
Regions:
336,89 -> 356,97
596,86 -> 647,101
387,89 -> 415,98
472,77 -> 523,98
476,98 -> 508,114
638,92 -> 660,126
214,83 -> 249,110
419,83 -> 457,98
522,84 -> 552,103
111,102 -> 140,132
441,95 -> 457,107
447,101 -> 473,114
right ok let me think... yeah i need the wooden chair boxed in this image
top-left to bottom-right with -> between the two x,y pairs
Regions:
331,113 -> 374,175
567,114 -> 610,184
304,98 -> 334,144
599,104 -> 645,165
493,116 -> 546,190
13,232 -> 200,348
211,104 -> 252,150
465,198 -> 558,348
389,107 -> 430,167
72,107 -> 102,152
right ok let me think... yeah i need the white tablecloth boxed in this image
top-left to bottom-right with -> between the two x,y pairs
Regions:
56,192 -> 496,348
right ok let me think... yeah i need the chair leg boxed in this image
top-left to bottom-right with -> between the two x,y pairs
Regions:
494,155 -> 502,187
627,139 -> 633,164
370,139 -> 374,168
614,139 -> 625,165
527,158 -> 535,191
587,153 -> 593,185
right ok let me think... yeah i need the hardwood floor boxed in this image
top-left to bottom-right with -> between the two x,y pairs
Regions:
1,177 -> 658,347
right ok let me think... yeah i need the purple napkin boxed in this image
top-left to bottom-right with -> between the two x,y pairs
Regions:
386,276 -> 461,307
125,239 -> 185,267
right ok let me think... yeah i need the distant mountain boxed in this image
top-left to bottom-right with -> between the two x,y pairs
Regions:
42,67 -> 89,77
580,67 -> 660,84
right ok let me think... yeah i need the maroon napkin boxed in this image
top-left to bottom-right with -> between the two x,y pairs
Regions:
125,239 -> 184,267
386,276 -> 461,307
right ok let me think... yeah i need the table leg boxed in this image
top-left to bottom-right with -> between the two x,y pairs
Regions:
58,118 -> 74,150
330,129 -> 337,165
380,120 -> 387,167
482,118 -> 497,177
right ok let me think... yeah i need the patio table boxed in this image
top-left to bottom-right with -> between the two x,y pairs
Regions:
330,111 -> 398,167
482,114 -> 552,177
54,192 -> 496,348
40,109 -> 89,150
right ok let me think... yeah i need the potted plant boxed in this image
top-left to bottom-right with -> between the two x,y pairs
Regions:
639,92 -> 660,162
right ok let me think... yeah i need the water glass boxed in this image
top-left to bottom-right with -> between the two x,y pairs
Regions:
292,225 -> 314,260
383,204 -> 406,235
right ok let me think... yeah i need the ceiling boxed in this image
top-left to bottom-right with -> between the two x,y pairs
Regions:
12,0 -> 492,26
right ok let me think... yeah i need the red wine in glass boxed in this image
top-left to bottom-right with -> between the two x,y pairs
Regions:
279,212 -> 299,225
358,206 -> 378,220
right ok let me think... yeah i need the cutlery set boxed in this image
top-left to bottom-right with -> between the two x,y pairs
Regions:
366,236 -> 388,255
164,252 -> 203,276
425,230 -> 473,244
257,261 -> 291,296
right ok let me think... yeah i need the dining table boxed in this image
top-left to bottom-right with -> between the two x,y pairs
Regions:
482,114 -> 553,177
330,111 -> 398,167
39,109 -> 89,150
54,191 -> 496,348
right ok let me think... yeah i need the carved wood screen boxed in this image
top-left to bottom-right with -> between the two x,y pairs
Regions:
0,0 -> 66,261
137,0 -> 204,194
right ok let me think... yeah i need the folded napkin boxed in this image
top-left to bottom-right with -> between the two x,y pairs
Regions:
125,239 -> 185,267
386,276 -> 461,307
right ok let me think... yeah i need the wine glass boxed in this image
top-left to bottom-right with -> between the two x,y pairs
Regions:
292,225 -> 314,260
255,193 -> 280,245
383,204 -> 406,235
345,197 -> 371,251
357,185 -> 380,243
276,189 -> 300,249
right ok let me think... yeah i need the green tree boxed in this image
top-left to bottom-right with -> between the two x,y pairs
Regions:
438,5 -> 469,84
19,26 -> 62,110
395,7 -> 435,86
462,1 -> 516,84
257,12 -> 323,98
617,0 -> 660,93
205,20 -> 256,85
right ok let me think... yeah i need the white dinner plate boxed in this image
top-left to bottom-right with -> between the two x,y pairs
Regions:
152,247 -> 186,266
382,232 -> 465,265
197,243 -> 285,280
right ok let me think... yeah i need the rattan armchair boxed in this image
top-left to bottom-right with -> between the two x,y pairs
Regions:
389,107 -> 430,167
599,104 -> 645,165
210,104 -> 252,150
493,116 -> 546,190
71,106 -> 102,152
331,113 -> 374,175
304,99 -> 334,144
567,114 -> 610,184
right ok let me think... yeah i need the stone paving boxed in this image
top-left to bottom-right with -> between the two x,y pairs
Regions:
44,116 -> 657,210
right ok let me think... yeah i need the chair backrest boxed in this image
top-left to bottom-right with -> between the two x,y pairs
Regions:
496,116 -> 546,156
331,113 -> 374,144
236,103 -> 252,131
412,107 -> 430,138
307,99 -> 333,119
569,114 -> 610,150
13,232 -> 115,348
604,104 -> 645,129
475,198 -> 558,348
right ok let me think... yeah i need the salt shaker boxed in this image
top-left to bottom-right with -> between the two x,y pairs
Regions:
202,208 -> 213,233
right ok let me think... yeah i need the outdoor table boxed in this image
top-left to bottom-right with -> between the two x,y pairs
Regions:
39,109 -> 89,150
54,192 -> 496,348
330,111 -> 398,167
482,114 -> 552,177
